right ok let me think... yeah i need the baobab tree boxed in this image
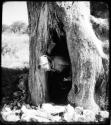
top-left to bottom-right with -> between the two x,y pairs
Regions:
27,1 -> 109,112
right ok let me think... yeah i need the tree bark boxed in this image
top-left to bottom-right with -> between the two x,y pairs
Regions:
27,1 -> 109,110
57,2 -> 108,112
27,2 -> 67,105
27,2 -> 49,105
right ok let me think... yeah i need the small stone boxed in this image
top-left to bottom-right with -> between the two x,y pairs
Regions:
64,104 -> 75,122
6,113 -> 20,121
17,102 -> 21,108
41,103 -> 55,113
31,105 -> 38,110
21,114 -> 31,122
21,113 -> 51,122
83,109 -> 96,122
77,116 -> 86,122
26,104 -> 32,109
75,106 -> 83,115
1,109 -> 20,122
4,106 -> 11,112
99,110 -> 109,119
21,104 -> 30,114
42,103 -> 65,114
51,115 -> 61,122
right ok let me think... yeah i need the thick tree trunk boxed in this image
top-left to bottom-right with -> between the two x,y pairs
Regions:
27,1 -> 109,110
27,2 -> 67,105
27,2 -> 49,105
57,2 -> 107,112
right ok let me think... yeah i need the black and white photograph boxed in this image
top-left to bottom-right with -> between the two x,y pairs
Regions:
1,1 -> 110,124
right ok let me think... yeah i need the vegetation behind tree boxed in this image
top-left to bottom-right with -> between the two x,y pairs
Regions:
2,21 -> 28,34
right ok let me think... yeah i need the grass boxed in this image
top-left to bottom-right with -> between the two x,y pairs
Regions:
1,32 -> 29,98
2,32 -> 29,68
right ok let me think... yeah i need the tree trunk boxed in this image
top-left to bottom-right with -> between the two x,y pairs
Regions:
57,2 -> 108,112
27,2 -> 49,105
27,2 -> 72,105
27,1 -> 109,110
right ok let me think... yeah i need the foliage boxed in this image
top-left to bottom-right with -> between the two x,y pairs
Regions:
2,42 -> 11,55
1,22 -> 26,34
2,24 -> 10,32
1,67 -> 29,98
2,33 -> 29,68
10,21 -> 27,33
2,22 -> 28,34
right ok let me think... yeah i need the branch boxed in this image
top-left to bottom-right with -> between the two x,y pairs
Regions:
90,15 -> 109,31
90,16 -> 109,60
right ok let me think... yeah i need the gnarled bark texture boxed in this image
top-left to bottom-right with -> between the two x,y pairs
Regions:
27,1 -> 109,110
27,2 -> 69,105
58,2 -> 108,112
27,2 -> 49,105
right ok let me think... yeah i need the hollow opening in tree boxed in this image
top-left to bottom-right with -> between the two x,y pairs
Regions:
46,28 -> 72,104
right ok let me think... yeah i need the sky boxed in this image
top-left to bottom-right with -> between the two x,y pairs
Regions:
2,1 -> 28,25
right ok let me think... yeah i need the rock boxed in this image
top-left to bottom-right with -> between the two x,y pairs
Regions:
41,103 -> 66,114
21,104 -> 36,114
83,109 -> 96,122
63,104 -> 75,122
2,103 -> 108,122
2,105 -> 11,112
21,114 -> 32,122
51,115 -> 61,122
1,105 -> 20,122
41,103 -> 54,112
99,110 -> 109,119
32,116 -> 51,122
4,113 -> 20,122
21,104 -> 53,121
77,116 -> 86,122
54,105 -> 66,113
75,106 -> 83,115
21,109 -> 52,122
